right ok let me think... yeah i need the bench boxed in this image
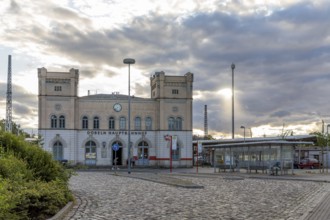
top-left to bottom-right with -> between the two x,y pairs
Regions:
216,164 -> 235,172
246,165 -> 269,174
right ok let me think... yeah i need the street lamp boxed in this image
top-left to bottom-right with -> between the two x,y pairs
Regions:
240,125 -> 245,142
326,124 -> 330,173
231,63 -> 235,139
123,58 -> 135,174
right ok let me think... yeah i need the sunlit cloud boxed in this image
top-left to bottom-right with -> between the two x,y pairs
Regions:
1,0 -> 330,137
217,88 -> 232,99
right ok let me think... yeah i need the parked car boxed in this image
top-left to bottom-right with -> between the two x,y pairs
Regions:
297,158 -> 322,169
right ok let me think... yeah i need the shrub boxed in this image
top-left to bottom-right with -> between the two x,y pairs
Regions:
0,132 -> 71,182
13,179 -> 73,220
0,154 -> 33,181
0,179 -> 22,220
0,131 -> 74,219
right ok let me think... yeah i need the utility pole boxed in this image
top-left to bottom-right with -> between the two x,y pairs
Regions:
5,55 -> 12,133
231,63 -> 235,139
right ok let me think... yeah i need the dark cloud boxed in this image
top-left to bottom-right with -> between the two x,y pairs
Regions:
270,110 -> 291,118
9,0 -> 20,13
133,82 -> 149,97
2,1 -> 330,136
0,82 -> 37,125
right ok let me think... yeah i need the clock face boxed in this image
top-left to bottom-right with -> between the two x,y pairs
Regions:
113,103 -> 122,112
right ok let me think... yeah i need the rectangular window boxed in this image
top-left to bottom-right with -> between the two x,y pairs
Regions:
54,86 -> 62,91
82,118 -> 88,129
120,117 -> 126,130
109,117 -> 115,130
172,89 -> 179,94
172,148 -> 180,160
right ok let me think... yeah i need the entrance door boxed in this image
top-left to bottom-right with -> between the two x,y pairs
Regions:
137,141 -> 149,166
112,141 -> 123,165
53,141 -> 63,161
85,140 -> 97,165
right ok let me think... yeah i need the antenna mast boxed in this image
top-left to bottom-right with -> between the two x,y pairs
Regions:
5,55 -> 12,133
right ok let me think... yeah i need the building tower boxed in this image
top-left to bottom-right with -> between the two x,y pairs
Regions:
204,105 -> 208,139
5,55 -> 12,133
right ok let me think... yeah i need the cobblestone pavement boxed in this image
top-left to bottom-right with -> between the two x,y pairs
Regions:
62,170 -> 330,220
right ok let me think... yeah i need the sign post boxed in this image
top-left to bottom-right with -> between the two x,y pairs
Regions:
164,135 -> 172,173
197,141 -> 202,173
112,143 -> 119,173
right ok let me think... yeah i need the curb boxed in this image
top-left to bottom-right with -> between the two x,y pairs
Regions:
47,200 -> 74,220
112,173 -> 204,189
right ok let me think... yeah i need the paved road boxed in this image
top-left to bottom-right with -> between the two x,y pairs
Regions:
61,168 -> 330,220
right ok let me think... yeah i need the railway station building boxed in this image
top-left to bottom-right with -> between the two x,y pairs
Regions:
38,67 -> 194,167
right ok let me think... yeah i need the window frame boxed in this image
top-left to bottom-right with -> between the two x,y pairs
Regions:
59,115 -> 65,129
82,116 -> 88,129
176,117 -> 182,130
109,116 -> 115,130
145,117 -> 152,130
93,116 -> 100,129
51,115 -> 57,128
171,145 -> 180,161
168,117 -> 175,130
120,116 -> 126,130
134,116 -> 141,130
172,89 -> 179,94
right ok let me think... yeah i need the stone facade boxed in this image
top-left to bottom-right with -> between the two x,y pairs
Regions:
38,68 -> 194,167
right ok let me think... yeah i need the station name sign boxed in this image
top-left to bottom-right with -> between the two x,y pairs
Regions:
87,130 -> 147,136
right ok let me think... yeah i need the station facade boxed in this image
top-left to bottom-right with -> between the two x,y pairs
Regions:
38,67 -> 194,167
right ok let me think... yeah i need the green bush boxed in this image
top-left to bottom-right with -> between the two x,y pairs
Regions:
0,131 -> 73,219
0,154 -> 33,181
0,132 -> 71,182
14,179 -> 73,220
0,179 -> 21,220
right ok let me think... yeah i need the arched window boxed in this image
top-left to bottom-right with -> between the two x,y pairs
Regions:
82,116 -> 88,129
93,116 -> 100,129
138,141 -> 149,161
51,115 -> 57,128
85,141 -> 96,160
120,117 -> 126,130
135,117 -> 141,130
176,117 -> 182,130
168,117 -> 175,130
53,141 -> 63,160
109,117 -> 115,130
59,115 -> 65,128
145,117 -> 152,130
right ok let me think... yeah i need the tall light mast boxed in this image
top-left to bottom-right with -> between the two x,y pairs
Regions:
5,55 -> 12,133
204,105 -> 208,139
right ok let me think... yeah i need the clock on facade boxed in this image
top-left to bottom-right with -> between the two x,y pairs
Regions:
113,103 -> 122,112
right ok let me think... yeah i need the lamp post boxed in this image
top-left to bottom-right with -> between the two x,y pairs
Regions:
326,124 -> 330,173
231,63 -> 235,139
123,58 -> 135,174
240,125 -> 245,142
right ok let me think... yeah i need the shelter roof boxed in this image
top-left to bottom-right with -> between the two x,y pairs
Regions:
203,140 -> 314,149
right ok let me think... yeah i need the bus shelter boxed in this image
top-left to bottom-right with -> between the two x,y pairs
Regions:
205,141 -> 313,175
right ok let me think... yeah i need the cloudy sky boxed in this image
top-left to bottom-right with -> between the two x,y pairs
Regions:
1,0 -> 329,138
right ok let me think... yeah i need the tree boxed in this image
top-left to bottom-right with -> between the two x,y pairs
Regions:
309,131 -> 329,173
204,134 -> 215,140
0,119 -> 30,137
